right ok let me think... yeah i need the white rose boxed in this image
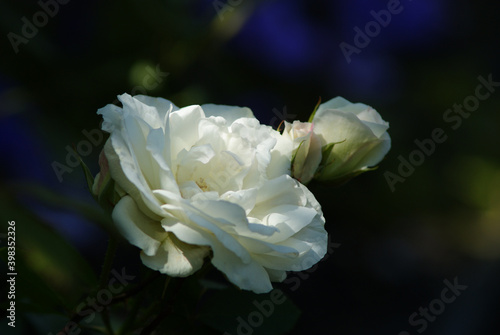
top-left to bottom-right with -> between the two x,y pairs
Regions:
312,97 -> 391,183
96,93 -> 327,293
282,121 -> 322,185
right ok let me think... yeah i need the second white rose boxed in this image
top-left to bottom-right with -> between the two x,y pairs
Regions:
288,97 -> 391,184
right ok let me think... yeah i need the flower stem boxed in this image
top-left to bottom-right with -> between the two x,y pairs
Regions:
117,293 -> 144,335
138,277 -> 186,335
99,235 -> 118,290
161,276 -> 172,299
101,307 -> 114,335
98,236 -> 118,335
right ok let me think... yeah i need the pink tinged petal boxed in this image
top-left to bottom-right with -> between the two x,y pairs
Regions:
140,233 -> 209,277
92,150 -> 110,195
298,131 -> 322,184
112,196 -> 167,256
287,121 -> 322,184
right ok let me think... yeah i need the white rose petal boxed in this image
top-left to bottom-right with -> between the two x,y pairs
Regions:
97,93 -> 328,293
283,121 -> 323,184
312,96 -> 391,182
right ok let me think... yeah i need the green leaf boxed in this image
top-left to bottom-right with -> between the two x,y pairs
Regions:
198,288 -> 301,335
0,189 -> 99,312
12,181 -> 113,233
0,247 -> 65,315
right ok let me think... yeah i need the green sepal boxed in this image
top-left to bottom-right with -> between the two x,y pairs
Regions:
315,165 -> 379,186
318,140 -> 345,169
97,174 -> 121,213
291,139 -> 306,166
72,145 -> 95,195
307,96 -> 322,123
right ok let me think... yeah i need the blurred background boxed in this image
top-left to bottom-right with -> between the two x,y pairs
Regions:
1,0 -> 499,334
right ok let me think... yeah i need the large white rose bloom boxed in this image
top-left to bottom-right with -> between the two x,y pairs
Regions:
96,94 -> 327,293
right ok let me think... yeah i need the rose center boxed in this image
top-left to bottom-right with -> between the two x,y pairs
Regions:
195,178 -> 210,192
